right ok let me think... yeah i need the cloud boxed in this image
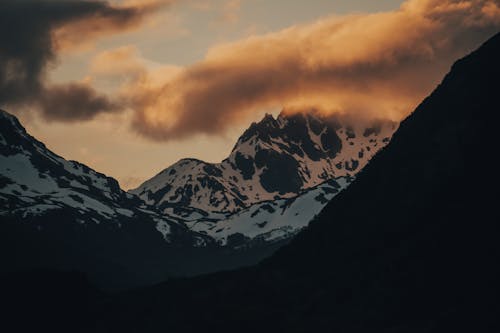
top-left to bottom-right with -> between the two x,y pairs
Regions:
90,45 -> 148,79
90,45 -> 183,89
37,83 -> 122,122
0,0 -> 170,120
2,0 -> 499,140
125,0 -> 500,141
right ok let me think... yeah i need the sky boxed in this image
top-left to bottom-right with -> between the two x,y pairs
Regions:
1,0 -> 499,189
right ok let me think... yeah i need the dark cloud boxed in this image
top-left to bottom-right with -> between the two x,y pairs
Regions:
0,0 -> 166,119
37,83 -> 122,122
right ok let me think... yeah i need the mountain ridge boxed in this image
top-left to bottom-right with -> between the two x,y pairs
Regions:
128,110 -> 395,246
1,109 -> 295,288
0,106 -> 382,287
131,111 -> 396,214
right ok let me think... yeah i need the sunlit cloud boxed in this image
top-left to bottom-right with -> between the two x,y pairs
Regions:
125,0 -> 500,141
2,0 -> 500,142
90,45 -> 183,90
91,45 -> 148,80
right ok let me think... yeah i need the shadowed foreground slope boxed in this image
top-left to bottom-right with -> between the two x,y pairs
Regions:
3,32 -> 500,332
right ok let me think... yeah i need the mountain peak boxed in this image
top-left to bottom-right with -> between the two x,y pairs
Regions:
134,108 -> 397,213
0,107 -> 139,222
0,109 -> 13,118
0,109 -> 26,135
262,112 -> 276,123
237,112 -> 281,144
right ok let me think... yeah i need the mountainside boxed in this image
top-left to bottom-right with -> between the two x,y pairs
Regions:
71,32 -> 500,332
131,112 -> 396,213
0,109 -> 196,243
184,176 -> 353,246
1,110 -> 292,288
130,111 -> 395,247
0,105 -> 392,255
1,108 -> 365,288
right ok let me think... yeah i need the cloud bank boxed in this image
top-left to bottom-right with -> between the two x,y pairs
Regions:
125,0 -> 500,140
1,0 -> 500,140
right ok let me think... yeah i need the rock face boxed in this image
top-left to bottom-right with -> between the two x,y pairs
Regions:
131,111 -> 397,214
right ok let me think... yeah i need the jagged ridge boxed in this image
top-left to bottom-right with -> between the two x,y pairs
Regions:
131,111 -> 397,214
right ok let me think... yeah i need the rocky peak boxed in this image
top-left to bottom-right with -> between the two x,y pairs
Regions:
133,109 -> 398,214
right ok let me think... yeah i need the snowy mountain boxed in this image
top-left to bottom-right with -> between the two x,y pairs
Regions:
130,110 -> 397,247
0,109 -> 305,288
0,109 -> 212,245
131,111 -> 397,214
1,108 -> 396,249
0,107 -> 396,287
1,111 -> 133,220
1,109 -> 342,287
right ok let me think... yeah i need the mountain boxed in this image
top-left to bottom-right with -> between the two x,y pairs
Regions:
0,110 -> 293,289
64,32 -> 500,332
131,112 -> 396,214
0,77 -> 397,289
0,109 -> 221,288
0,105 -> 395,249
0,109 -> 205,243
131,111 -> 395,247
2,108 -> 373,288
1,110 -> 154,228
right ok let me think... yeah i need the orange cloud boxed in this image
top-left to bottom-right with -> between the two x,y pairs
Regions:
90,45 -> 183,87
123,0 -> 500,141
91,45 -> 147,79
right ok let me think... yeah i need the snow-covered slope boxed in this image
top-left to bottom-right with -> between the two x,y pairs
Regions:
0,109 -> 207,245
131,110 -> 397,248
131,111 -> 397,214
184,177 -> 353,247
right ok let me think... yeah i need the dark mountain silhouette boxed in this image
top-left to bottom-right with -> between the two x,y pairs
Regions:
2,31 -> 500,333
